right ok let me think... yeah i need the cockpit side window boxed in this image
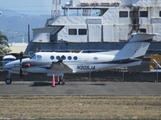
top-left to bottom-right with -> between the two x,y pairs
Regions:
30,54 -> 42,60
37,55 -> 42,60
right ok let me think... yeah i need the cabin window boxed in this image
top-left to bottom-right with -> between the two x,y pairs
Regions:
94,57 -> 98,61
56,56 -> 60,60
68,56 -> 72,60
119,11 -> 128,17
61,55 -> 66,60
73,56 -> 78,60
50,56 -> 54,60
78,29 -> 87,35
68,29 -> 77,35
159,11 -> 161,17
140,11 -> 148,17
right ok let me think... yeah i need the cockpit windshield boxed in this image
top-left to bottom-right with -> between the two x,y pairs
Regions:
30,54 -> 42,60
30,54 -> 36,59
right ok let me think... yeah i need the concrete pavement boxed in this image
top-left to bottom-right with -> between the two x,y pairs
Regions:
0,81 -> 161,95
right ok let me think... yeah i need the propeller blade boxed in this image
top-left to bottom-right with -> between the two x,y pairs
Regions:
20,67 -> 22,77
20,51 -> 23,63
19,52 -> 23,79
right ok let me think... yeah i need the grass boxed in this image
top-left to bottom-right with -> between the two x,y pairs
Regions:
0,96 -> 161,119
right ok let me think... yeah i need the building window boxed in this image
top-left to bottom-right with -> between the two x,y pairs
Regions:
140,11 -> 148,17
68,29 -> 77,35
119,11 -> 128,17
78,29 -> 87,35
139,29 -> 146,33
159,11 -> 161,17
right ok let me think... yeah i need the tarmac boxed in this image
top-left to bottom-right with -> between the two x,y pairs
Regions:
0,81 -> 161,96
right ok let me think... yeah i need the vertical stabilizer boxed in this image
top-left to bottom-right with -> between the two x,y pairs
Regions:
114,33 -> 156,60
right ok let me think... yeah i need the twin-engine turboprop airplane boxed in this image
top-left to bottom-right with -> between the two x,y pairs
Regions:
4,33 -> 156,84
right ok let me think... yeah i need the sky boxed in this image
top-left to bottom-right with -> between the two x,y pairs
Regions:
0,0 -> 68,15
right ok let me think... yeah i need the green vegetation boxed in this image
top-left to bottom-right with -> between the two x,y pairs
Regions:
0,15 -> 49,43
0,31 -> 11,55
0,96 -> 161,119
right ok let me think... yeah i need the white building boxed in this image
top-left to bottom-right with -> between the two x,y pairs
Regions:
24,0 -> 161,55
32,0 -> 161,43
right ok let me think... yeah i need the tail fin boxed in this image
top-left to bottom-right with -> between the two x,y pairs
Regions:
152,59 -> 161,68
114,33 -> 156,60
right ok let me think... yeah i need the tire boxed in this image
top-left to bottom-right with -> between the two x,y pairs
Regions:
5,78 -> 12,84
60,81 -> 65,85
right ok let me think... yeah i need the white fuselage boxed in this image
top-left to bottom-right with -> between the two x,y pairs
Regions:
5,52 -> 120,76
6,50 -> 142,76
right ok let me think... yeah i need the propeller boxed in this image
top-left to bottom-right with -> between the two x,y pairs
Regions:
19,51 -> 23,80
57,55 -> 65,63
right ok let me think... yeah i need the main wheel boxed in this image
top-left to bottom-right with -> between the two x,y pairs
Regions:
5,78 -> 12,84
60,80 -> 65,85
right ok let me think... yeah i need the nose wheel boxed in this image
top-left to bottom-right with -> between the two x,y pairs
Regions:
5,78 -> 12,84
5,72 -> 12,84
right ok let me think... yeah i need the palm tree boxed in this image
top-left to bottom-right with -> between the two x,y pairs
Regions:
0,31 -> 11,55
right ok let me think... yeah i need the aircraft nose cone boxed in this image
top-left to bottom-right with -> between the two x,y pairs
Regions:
4,60 -> 20,69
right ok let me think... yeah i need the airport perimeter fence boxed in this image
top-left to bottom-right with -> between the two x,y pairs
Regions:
0,70 -> 161,83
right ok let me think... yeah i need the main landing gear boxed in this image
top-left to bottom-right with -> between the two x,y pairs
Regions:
54,76 -> 65,85
58,78 -> 65,85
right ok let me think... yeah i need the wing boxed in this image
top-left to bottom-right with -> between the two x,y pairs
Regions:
50,61 -> 73,72
50,55 -> 73,72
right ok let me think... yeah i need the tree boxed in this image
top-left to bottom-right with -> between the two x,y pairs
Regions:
0,31 -> 11,55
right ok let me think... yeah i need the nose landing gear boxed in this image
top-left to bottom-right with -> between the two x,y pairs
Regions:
5,73 -> 12,84
5,78 -> 12,84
